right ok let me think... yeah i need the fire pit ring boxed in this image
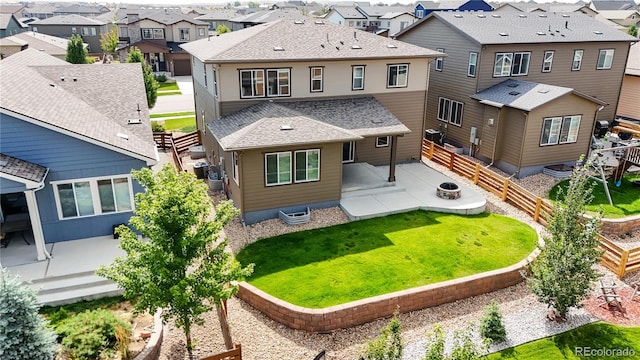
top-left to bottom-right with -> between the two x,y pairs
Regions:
436,182 -> 461,200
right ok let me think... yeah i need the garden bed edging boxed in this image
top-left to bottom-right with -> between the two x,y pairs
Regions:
133,308 -> 163,360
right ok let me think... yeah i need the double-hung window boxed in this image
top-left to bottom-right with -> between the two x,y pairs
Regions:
198,28 -> 205,37
294,149 -> 320,183
265,152 -> 291,186
512,52 -> 530,75
449,101 -> 464,126
559,116 -> 581,143
542,51 -> 554,72
435,49 -> 444,71
352,65 -> 365,90
494,53 -> 512,77
597,49 -> 614,69
153,29 -> 164,39
119,26 -> 128,37
232,152 -> 239,184
437,97 -> 464,126
142,28 -> 153,39
267,69 -> 290,96
387,64 -> 408,88
541,115 -> 581,145
416,9 -> 424,17
468,52 -> 477,77
240,69 -> 265,98
310,67 -> 323,92
53,176 -> 133,220
572,50 -> 583,71
494,52 -> 530,76
179,28 -> 189,41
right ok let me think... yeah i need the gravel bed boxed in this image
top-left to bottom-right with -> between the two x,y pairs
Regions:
156,160 -> 637,360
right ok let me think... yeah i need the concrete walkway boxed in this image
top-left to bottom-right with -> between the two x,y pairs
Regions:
150,76 -> 194,114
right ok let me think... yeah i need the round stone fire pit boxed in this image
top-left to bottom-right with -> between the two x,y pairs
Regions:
436,182 -> 461,200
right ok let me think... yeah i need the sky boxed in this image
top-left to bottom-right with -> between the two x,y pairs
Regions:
0,0 -> 603,5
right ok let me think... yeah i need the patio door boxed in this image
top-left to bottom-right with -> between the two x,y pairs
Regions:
342,141 -> 355,163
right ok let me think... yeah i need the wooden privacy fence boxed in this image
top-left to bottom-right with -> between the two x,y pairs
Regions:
422,139 -> 640,278
200,344 -> 242,360
153,131 -> 201,172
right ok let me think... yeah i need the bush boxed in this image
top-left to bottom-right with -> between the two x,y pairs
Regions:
479,301 -> 506,343
0,269 -> 57,360
55,308 -> 131,360
422,323 -> 488,360
155,74 -> 167,82
151,121 -> 165,133
361,310 -> 403,360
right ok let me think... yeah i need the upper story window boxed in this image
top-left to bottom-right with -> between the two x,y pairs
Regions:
572,50 -> 583,71
265,151 -> 292,186
81,27 -> 96,36
387,64 -> 408,88
352,65 -> 365,90
435,48 -> 444,71
400,21 -> 408,30
119,26 -> 128,37
294,149 -> 320,183
597,49 -> 614,70
52,176 -> 133,220
179,28 -> 190,41
198,28 -> 205,37
203,63 -> 207,87
542,51 -> 554,72
494,52 -> 530,77
437,97 -> 464,127
267,69 -> 290,97
142,28 -> 164,39
348,21 -> 355,27
416,9 -> 424,17
310,67 -> 323,92
232,152 -> 239,184
540,115 -> 581,146
212,68 -> 218,98
240,69 -> 265,98
468,52 -> 477,77
71,27 -> 77,34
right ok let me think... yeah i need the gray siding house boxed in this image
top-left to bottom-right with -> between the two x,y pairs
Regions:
0,49 -> 157,262
29,14 -> 108,52
396,11 -> 637,177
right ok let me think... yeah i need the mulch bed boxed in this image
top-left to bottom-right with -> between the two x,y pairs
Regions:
582,285 -> 640,326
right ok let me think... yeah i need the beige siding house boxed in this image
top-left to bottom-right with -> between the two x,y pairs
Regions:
396,11 -> 636,177
181,19 -> 439,223
618,42 -> 640,121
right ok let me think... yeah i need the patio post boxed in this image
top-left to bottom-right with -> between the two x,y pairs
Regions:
24,190 -> 50,261
388,135 -> 397,182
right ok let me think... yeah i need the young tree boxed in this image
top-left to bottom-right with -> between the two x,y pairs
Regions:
628,25 -> 638,38
0,269 -> 57,360
361,310 -> 403,360
126,46 -> 159,109
66,34 -> 88,64
97,165 -> 253,358
526,160 -> 603,319
100,25 -> 119,53
216,24 -> 231,34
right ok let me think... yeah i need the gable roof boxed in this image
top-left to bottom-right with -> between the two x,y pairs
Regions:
596,9 -> 640,19
230,8 -> 306,24
357,5 -> 414,17
330,6 -> 367,19
0,49 -> 157,165
115,9 -> 207,26
1,32 -> 70,57
30,14 -> 106,26
210,97 -> 409,151
396,11 -> 637,44
196,10 -> 239,21
471,79 -> 606,111
590,0 -> 638,11
0,13 -> 19,30
181,18 -> 441,63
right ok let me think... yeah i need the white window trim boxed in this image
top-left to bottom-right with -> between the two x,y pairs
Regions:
559,115 -> 581,144
294,149 -> 320,183
352,65 -> 365,90
468,52 -> 477,77
435,48 -> 444,71
540,117 -> 563,146
416,9 -> 424,17
198,28 -> 205,37
343,141 -> 355,163
265,151 -> 292,186
51,175 -> 134,220
266,68 -> 290,97
542,51 -> 554,73
376,136 -> 390,148
179,28 -> 190,41
153,28 -> 164,39
437,97 -> 463,126
494,53 -> 512,77
437,97 -> 450,122
512,52 -> 531,76
232,152 -> 239,184
387,64 -> 408,88
450,101 -> 464,126
572,50 -> 583,71
240,69 -> 265,98
310,67 -> 323,93
597,49 -> 614,70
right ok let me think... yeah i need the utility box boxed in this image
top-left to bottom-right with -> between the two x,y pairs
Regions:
424,129 -> 441,142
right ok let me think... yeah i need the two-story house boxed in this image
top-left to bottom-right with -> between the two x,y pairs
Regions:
0,13 -> 26,38
414,0 -> 493,19
396,12 -> 637,177
115,9 -> 208,76
181,19 -> 440,224
29,14 -> 108,52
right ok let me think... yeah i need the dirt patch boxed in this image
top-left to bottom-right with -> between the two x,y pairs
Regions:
583,285 -> 640,326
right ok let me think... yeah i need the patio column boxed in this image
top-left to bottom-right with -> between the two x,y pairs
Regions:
388,135 -> 397,182
24,190 -> 50,261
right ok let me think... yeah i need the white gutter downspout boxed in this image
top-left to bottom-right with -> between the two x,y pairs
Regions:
25,168 -> 51,261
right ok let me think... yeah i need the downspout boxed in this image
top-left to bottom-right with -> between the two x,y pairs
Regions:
488,107 -> 502,168
516,111 -> 529,178
29,168 -> 51,260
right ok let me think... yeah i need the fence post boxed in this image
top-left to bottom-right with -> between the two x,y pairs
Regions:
473,163 -> 480,185
448,152 -> 455,170
429,141 -> 434,159
618,250 -> 629,279
501,177 -> 509,201
534,198 -> 542,222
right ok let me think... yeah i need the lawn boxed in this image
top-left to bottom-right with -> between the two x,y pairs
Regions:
157,82 -> 179,91
150,111 -> 195,119
549,173 -> 640,218
485,322 -> 640,359
152,117 -> 196,132
158,90 -> 182,96
236,211 -> 538,308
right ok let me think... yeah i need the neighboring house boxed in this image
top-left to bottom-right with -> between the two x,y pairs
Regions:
181,19 -> 440,223
378,12 -> 418,36
326,6 -> 368,29
0,4 -> 25,18
414,0 -> 493,18
357,5 -> 414,30
589,0 -> 638,11
29,14 -> 108,52
229,8 -> 306,30
53,5 -> 111,17
115,9 -> 208,75
1,13 -> 26,38
396,12 -> 636,177
195,10 -> 238,31
0,31 -> 73,59
0,49 -> 157,262
23,4 -> 57,20
617,42 -> 640,121
596,10 -> 640,28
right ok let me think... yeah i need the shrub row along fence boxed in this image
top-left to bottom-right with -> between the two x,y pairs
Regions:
153,131 -> 201,172
422,139 -> 640,278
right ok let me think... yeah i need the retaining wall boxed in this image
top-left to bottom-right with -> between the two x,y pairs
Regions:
599,214 -> 640,236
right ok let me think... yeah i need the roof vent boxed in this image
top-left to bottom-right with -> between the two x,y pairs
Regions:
314,20 -> 324,25
561,14 -> 570,18
280,124 -> 293,130
537,89 -> 550,94
593,30 -> 603,35
128,118 -> 142,124
538,14 -> 547,18
508,91 -> 520,96
351,45 -> 362,49
294,20 -> 304,24
117,133 -> 129,140
518,14 -> 527,18
492,14 -> 501,18
273,46 -> 285,51
507,83 -> 519,88
454,14 -> 463,18
371,119 -> 384,124
499,32 -> 509,36
477,14 -> 486,18
536,31 -> 546,35
387,44 -> 397,48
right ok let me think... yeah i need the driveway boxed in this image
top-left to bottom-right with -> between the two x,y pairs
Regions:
150,76 -> 194,114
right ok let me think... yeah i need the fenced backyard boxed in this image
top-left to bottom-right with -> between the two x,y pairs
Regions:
422,140 -> 640,278
153,131 -> 200,172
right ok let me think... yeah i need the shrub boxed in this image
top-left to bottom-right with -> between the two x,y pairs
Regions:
422,324 -> 445,360
55,308 -> 131,360
0,269 -> 57,360
361,310 -> 403,360
151,121 -> 165,133
422,323 -> 488,360
479,301 -> 506,343
155,74 -> 167,82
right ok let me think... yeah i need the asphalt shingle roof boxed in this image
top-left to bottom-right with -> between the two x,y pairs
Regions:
0,49 -> 157,164
115,9 -> 207,26
398,11 -> 636,44
590,0 -> 638,11
1,32 -> 69,57
210,97 -> 410,151
230,9 -> 306,24
31,14 -> 106,26
0,153 -> 48,184
330,6 -> 366,19
181,18 -> 440,63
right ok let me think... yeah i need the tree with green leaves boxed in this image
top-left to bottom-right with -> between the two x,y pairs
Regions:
97,165 -> 253,358
66,34 -> 88,64
100,25 -> 119,53
216,24 -> 231,34
628,25 -> 638,38
0,269 -> 57,360
361,310 -> 403,360
248,1 -> 260,7
126,46 -> 159,109
526,160 -> 603,319
422,324 -> 487,360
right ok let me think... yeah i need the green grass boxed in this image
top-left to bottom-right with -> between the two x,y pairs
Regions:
158,90 -> 182,96
152,117 -> 196,132
40,296 -> 125,317
157,82 -> 179,91
150,111 -> 195,119
549,173 -> 640,218
236,211 -> 537,308
485,322 -> 640,359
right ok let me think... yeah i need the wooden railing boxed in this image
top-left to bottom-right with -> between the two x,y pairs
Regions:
153,132 -> 201,172
422,139 -> 640,278
200,344 -> 241,360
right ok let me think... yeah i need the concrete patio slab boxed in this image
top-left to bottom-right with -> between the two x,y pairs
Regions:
46,236 -> 125,278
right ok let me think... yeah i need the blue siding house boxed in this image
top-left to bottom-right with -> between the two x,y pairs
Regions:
0,49 -> 157,261
414,0 -> 493,18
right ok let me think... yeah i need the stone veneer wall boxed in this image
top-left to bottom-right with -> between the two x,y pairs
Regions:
236,253 -> 536,333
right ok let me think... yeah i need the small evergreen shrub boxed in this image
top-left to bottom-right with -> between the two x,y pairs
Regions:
55,308 -> 131,360
155,74 -> 167,82
151,121 -> 165,133
422,323 -> 488,360
0,269 -> 57,360
361,310 -> 403,360
479,301 -> 506,343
